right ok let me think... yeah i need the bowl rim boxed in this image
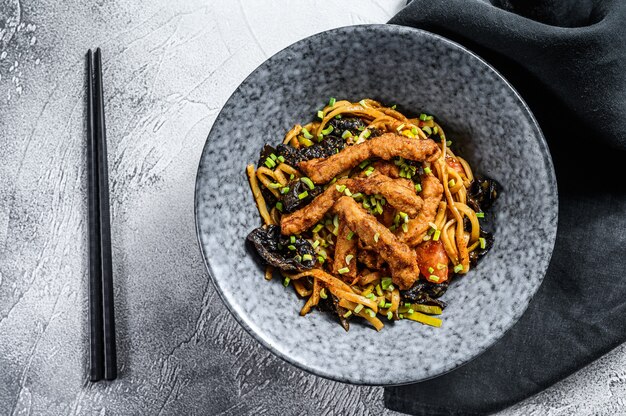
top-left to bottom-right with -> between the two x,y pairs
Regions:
194,23 -> 558,386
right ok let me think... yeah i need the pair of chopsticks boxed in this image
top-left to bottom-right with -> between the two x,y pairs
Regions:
87,48 -> 117,381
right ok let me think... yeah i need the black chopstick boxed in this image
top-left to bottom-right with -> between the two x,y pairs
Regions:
87,49 -> 104,382
87,48 -> 117,381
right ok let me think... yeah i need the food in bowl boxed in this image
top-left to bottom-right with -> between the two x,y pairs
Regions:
246,98 -> 498,331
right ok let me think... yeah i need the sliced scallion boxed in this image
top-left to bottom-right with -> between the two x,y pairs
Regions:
300,177 -> 315,190
298,190 -> 309,200
338,267 -> 350,274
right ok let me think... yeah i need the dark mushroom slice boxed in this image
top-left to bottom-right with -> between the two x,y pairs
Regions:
246,225 -> 316,272
277,135 -> 345,166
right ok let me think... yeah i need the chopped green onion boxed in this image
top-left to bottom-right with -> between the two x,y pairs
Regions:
381,277 -> 393,290
287,245 -> 296,251
328,97 -> 336,107
429,275 -> 440,282
454,264 -> 464,273
275,202 -> 283,212
365,308 -> 376,317
366,293 -> 376,300
312,240 -> 320,249
283,277 -> 291,287
424,167 -> 432,175
264,158 -> 276,168
426,115 -> 433,120
373,232 -> 380,243
354,304 -> 364,313
396,123 -> 405,131
387,311 -> 393,320
302,254 -> 313,261
344,188 -> 352,197
317,110 -> 324,119
290,174 -> 295,180
388,284 -> 395,291
428,267 -> 434,274
437,263 -> 446,270
479,237 -> 487,249
342,130 -> 352,139
376,284 -> 384,297
300,177 -> 315,190
359,99 -> 367,107
365,166 -> 375,176
298,190 -> 309,200
391,104 -> 397,109
333,214 -> 339,229
433,230 -> 441,241
476,212 -> 485,218
317,255 -> 325,264
415,183 -> 422,193
320,288 -> 328,299
379,299 -> 386,308
411,126 -> 419,135
402,223 -> 409,233
419,113 -> 428,121
312,223 -> 324,233
422,126 -> 432,135
301,128 -> 313,139
407,309 -> 414,314
363,129 -> 371,139
280,186 -> 290,194
321,125 -> 334,135
448,179 -> 456,187
346,231 -> 354,240
269,153 -> 277,161
267,182 -> 282,189
399,314 -> 404,319
277,155 -> 285,163
358,160 -> 370,169
384,302 -> 392,309
338,267 -> 350,274
335,114 -> 342,119
446,140 -> 452,146
399,212 -> 409,223
351,192 -> 363,200
345,254 -> 354,265
317,133 -> 323,142
343,310 -> 352,318
335,184 -> 347,193
301,137 -> 314,147
290,235 -> 296,244
433,126 -> 439,135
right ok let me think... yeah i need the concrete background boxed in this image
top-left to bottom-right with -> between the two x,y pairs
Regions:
0,0 -> 624,414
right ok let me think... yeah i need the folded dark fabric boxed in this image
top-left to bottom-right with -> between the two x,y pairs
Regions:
385,1 -> 626,415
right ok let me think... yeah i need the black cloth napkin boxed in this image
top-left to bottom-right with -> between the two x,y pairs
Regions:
385,1 -> 626,415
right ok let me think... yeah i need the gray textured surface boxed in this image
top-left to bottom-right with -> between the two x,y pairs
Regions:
0,0 -> 624,414
195,24 -> 557,385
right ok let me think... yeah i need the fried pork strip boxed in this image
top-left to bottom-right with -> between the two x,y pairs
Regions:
299,133 -> 441,184
281,174 -> 423,235
332,196 -> 420,290
397,175 -> 444,247
332,223 -> 358,282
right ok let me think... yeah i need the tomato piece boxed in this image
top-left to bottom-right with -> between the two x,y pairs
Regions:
415,240 -> 449,283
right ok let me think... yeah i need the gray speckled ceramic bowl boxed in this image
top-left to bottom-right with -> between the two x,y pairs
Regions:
195,25 -> 557,385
